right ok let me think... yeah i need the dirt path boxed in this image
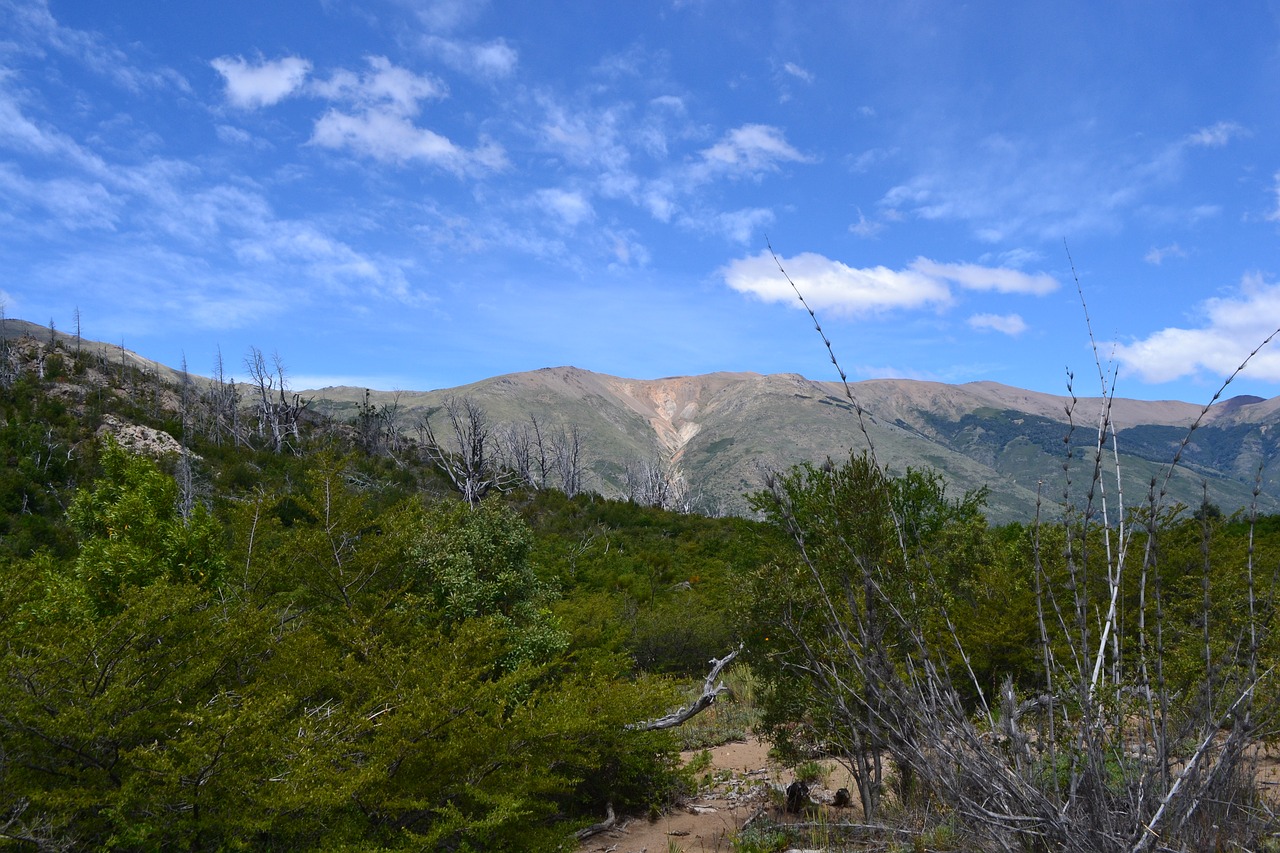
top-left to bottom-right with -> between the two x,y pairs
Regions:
575,737 -> 860,853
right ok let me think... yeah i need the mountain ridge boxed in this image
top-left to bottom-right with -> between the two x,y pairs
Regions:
303,365 -> 1280,523
4,319 -> 1276,523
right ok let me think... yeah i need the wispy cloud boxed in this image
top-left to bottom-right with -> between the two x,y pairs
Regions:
5,0 -> 189,93
0,87 -> 110,175
982,247 -> 1043,269
722,250 -> 1058,316
537,100 -> 633,173
1186,121 -> 1245,148
879,126 -> 1235,242
312,110 -> 505,172
1267,171 -> 1280,223
211,55 -> 311,109
911,259 -> 1058,295
396,0 -> 489,32
421,35 -> 518,78
534,188 -> 594,226
849,209 -> 882,238
682,207 -> 774,244
0,162 -> 116,230
311,55 -> 444,111
781,62 -> 814,84
1112,273 -> 1280,382
969,313 -> 1028,336
1144,243 -> 1187,265
691,124 -> 810,182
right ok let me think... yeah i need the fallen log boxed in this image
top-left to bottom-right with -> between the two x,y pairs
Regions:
630,646 -> 740,731
573,803 -> 616,841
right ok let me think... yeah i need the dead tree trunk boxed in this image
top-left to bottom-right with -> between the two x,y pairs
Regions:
631,647 -> 740,731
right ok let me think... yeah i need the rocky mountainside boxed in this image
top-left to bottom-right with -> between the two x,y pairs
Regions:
305,367 -> 1280,523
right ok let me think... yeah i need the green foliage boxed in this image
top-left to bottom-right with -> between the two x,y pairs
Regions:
744,454 -> 1024,729
68,438 -> 226,612
1,437 -> 688,850
520,488 -> 774,676
740,452 -> 1044,819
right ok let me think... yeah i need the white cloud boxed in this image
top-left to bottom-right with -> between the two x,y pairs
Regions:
691,124 -> 810,182
312,56 -> 445,113
782,62 -> 814,83
538,101 -> 632,173
1186,121 -> 1244,148
215,124 -> 252,145
721,250 -> 952,316
723,251 -> 1059,317
641,181 -> 676,221
309,57 -> 504,174
1112,273 -> 1280,382
211,55 -> 311,109
421,35 -> 517,78
534,188 -> 593,226
606,230 -> 650,267
969,313 -> 1028,336
311,54 -> 445,112
1268,171 -> 1280,223
910,258 -> 1059,295
848,147 -> 895,174
1144,243 -> 1187,265
312,109 -> 505,173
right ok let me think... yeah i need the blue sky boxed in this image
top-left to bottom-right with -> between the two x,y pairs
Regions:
3,0 -> 1280,402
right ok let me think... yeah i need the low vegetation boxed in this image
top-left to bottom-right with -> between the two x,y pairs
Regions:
2,325 -> 1280,851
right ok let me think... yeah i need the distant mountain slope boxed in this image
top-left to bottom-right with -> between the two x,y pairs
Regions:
305,367 -> 1280,523
8,317 -> 1273,522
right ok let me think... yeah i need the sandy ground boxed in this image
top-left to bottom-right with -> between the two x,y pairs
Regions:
574,737 -> 860,853
575,735 -> 1280,853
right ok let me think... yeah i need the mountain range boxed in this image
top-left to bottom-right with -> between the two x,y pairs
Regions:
5,317 -> 1276,524
304,366 -> 1280,524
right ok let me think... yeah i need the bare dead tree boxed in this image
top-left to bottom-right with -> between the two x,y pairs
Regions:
205,346 -> 243,447
419,396 -> 513,506
353,390 -> 407,461
552,422 -> 584,498
498,420 -> 536,487
529,414 -> 553,488
244,347 -> 307,453
177,354 -> 195,519
624,452 -> 689,511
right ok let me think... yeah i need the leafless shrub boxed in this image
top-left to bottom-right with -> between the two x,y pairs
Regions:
757,243 -> 1280,851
